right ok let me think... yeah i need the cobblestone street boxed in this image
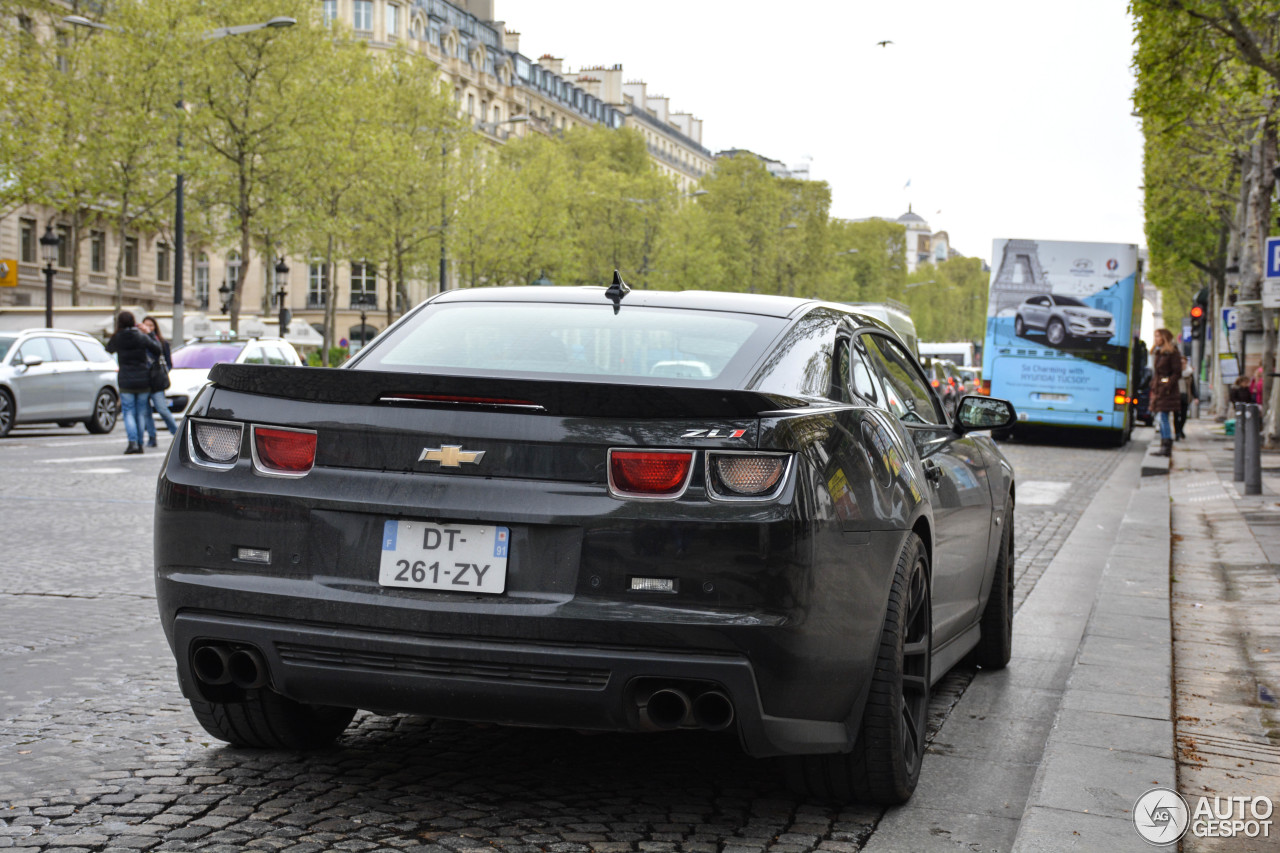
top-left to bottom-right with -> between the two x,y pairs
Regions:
0,426 -> 1129,852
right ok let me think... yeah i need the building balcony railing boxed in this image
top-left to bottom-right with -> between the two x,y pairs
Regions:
349,292 -> 378,309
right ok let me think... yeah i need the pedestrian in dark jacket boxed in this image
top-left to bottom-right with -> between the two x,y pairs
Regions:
139,316 -> 178,447
105,310 -> 161,455
1149,328 -> 1181,457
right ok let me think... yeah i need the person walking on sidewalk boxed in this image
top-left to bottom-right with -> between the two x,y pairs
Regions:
1175,354 -> 1195,440
105,310 -> 161,455
139,316 -> 178,447
1150,328 -> 1181,456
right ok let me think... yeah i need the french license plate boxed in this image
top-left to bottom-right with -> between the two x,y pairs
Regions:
378,520 -> 509,594
1036,393 -> 1072,402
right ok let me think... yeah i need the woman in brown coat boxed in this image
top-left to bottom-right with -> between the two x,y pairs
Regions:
1150,328 -> 1181,456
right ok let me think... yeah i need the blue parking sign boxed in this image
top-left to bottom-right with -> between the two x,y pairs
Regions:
1267,236 -> 1280,278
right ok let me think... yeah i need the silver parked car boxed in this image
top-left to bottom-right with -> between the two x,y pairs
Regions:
0,329 -> 119,437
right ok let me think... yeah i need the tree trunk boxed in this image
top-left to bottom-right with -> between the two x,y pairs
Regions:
322,234 -> 336,367
1215,153 -> 1253,419
70,217 -> 82,306
227,224 -> 250,334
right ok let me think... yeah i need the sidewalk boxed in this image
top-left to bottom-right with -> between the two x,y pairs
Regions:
1165,418 -> 1280,852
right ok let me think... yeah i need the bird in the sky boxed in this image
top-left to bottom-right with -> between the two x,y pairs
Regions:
876,40 -> 893,47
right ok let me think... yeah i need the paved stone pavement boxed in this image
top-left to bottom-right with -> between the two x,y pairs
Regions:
0,426 -> 1126,851
1168,421 -> 1280,852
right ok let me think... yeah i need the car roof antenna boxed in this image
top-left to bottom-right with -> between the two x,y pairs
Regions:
605,269 -> 630,314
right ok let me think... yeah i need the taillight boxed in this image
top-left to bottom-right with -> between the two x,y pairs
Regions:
189,419 -> 243,469
931,379 -> 941,388
1114,389 -> 1128,408
706,452 -> 791,501
980,380 -> 991,396
608,450 -> 694,499
252,425 -> 317,477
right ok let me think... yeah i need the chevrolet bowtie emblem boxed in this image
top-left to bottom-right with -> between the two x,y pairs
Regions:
419,445 -> 486,467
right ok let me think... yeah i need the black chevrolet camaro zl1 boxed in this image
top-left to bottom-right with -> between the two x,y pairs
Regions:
154,284 -> 1017,804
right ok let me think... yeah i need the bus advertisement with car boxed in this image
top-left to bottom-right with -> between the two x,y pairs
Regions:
982,238 -> 1141,444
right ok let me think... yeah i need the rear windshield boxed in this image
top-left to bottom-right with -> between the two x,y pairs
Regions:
353,302 -> 784,383
171,343 -> 245,369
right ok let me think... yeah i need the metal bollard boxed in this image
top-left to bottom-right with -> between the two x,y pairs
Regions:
1245,403 -> 1263,495
1235,403 -> 1246,482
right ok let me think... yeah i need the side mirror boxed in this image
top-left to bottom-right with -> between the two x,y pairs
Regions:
21,355 -> 44,368
954,395 -> 1016,433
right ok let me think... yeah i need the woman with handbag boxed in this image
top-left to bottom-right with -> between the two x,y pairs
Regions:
1150,328 -> 1181,457
106,311 -> 162,455
140,316 -> 178,447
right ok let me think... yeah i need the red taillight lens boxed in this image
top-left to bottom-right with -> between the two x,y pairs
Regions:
1115,389 -> 1128,408
609,450 -> 693,497
931,379 -> 940,388
253,426 -> 317,475
980,380 -> 991,396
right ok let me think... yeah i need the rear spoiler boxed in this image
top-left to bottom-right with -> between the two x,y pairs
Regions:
208,364 -> 802,419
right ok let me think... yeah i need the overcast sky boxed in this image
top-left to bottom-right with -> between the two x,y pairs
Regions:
501,0 -> 1145,262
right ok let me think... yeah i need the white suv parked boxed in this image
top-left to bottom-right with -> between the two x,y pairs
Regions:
0,329 -> 120,437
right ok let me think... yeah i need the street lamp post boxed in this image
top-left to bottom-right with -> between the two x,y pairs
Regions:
39,224 -> 59,328
359,309 -> 368,350
274,257 -> 290,334
64,13 -> 296,343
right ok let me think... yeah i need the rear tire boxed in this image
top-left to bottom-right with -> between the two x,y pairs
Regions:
85,388 -> 118,434
1014,315 -> 1026,337
783,532 -> 931,804
0,389 -> 13,437
970,508 -> 1013,670
189,690 -> 355,749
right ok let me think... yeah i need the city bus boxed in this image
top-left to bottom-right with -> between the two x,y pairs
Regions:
982,238 -> 1142,444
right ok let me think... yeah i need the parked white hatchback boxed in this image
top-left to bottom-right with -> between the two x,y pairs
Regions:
0,329 -> 120,437
165,337 -> 304,414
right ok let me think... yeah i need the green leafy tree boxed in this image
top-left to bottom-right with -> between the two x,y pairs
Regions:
353,49 -> 468,321
185,0 -> 332,333
824,219 -> 907,304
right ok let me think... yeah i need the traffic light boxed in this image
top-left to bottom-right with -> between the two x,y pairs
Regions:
1190,286 -> 1208,340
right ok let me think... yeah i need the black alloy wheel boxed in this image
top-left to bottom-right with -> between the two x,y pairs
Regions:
970,506 -> 1013,669
782,532 -> 931,804
85,389 -> 118,434
1046,318 -> 1067,346
0,389 -> 13,438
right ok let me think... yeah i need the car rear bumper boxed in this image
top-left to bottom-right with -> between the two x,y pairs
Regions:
168,609 -> 853,758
